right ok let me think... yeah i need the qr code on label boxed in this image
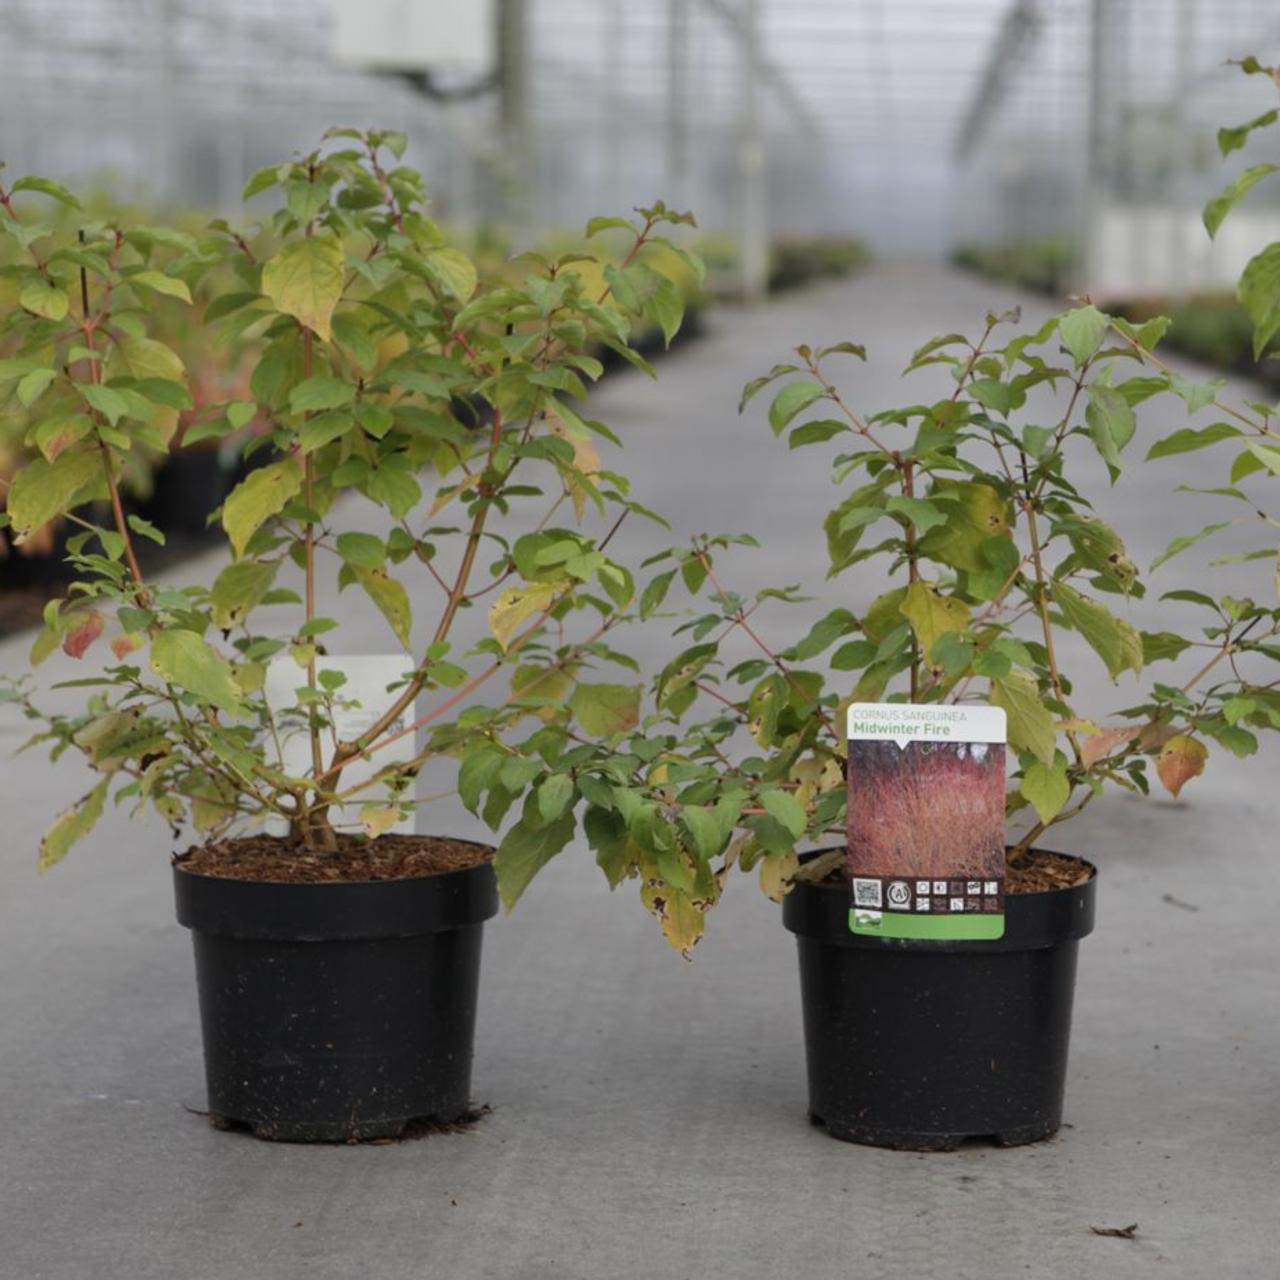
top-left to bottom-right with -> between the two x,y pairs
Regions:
852,878 -> 882,908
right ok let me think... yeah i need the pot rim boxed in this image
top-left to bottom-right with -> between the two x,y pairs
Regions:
174,840 -> 499,941
783,848 -> 1097,953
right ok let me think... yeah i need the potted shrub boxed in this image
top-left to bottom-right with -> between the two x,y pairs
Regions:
491,300 -> 1280,1149
0,131 -> 699,1141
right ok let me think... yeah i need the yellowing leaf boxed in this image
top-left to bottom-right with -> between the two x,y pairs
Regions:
1020,756 -> 1070,824
641,878 -> 712,959
422,247 -> 478,301
488,581 -> 560,650
918,480 -> 1012,573
6,451 -> 102,541
1157,735 -> 1208,799
759,850 -> 799,903
547,407 -> 602,520
221,458 -> 302,559
361,804 -> 402,838
900,580 -> 970,665
20,276 -> 69,321
39,779 -> 109,872
354,567 -> 413,650
150,629 -> 243,716
260,235 -> 344,341
210,559 -> 278,629
569,682 -> 641,736
991,671 -> 1056,765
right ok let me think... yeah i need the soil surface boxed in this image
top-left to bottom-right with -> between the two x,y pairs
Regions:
1004,849 -> 1094,893
177,833 -> 493,883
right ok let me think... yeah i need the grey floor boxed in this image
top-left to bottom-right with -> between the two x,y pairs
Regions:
2,262 -> 1278,1279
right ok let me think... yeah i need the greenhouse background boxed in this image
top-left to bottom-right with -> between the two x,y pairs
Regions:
3,0 -> 1278,297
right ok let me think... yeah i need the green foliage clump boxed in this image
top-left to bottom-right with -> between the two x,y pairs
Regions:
0,129 -> 701,870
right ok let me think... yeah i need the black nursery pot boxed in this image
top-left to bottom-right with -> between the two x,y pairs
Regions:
173,845 -> 498,1143
782,852 -> 1096,1151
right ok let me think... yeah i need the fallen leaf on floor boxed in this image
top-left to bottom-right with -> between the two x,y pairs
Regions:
1090,1223 -> 1138,1240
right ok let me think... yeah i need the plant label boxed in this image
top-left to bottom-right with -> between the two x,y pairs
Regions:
846,703 -> 1007,940
264,655 -> 417,837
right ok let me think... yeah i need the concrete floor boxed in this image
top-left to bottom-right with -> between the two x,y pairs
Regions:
2,262 -> 1278,1279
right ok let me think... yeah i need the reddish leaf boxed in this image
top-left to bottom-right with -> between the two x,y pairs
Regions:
62,610 -> 104,659
1156,735 -> 1208,798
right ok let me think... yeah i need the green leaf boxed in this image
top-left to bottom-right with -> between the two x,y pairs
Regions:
1146,422 -> 1241,460
364,467 -> 421,519
289,375 -> 354,414
1050,582 -> 1143,680
1167,371 -> 1224,415
788,418 -> 850,449
1244,440 -> 1280,475
585,215 -> 634,238
785,607 -> 857,660
422,247 -> 478,301
1219,108 -> 1279,156
17,367 -> 57,407
260,235 -> 344,341
221,458 -> 302,559
354,567 -> 412,649
681,806 -> 728,863
210,560 -> 278,630
991,672 -> 1055,765
1204,163 -> 1279,238
537,773 -> 575,823
1237,242 -> 1280,359
1021,755 -> 1070,825
80,384 -> 130,426
644,272 -> 684,346
767,381 -> 826,435
335,531 -> 386,569
458,749 -> 505,815
569,683 -> 641,736
640,569 -> 677,619
885,495 -> 948,534
968,377 -> 1021,416
128,270 -> 192,304
1150,521 -> 1232,572
1142,630 -> 1193,663
38,779 -> 109,872
19,276 -> 69,321
494,810 -> 575,909
759,789 -> 806,839
150,629 -> 243,715
6,451 -> 101,538
1085,385 -> 1136,480
1058,305 -> 1109,366
11,175 -> 81,208
298,410 -> 355,453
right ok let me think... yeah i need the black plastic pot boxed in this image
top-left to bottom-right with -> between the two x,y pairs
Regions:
173,845 -> 498,1143
782,851 -> 1096,1151
141,448 -> 232,536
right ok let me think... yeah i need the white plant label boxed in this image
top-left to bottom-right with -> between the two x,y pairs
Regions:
846,702 -> 1008,941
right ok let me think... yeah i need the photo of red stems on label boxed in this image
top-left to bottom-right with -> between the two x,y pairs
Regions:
846,739 -> 1005,884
